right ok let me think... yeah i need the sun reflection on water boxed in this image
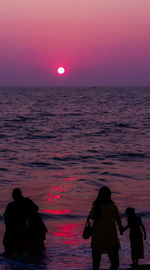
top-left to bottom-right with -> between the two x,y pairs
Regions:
54,223 -> 81,246
43,209 -> 70,214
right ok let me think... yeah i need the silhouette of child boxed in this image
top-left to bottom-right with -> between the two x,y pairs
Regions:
123,207 -> 146,267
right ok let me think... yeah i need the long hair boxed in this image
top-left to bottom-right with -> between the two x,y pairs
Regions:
93,186 -> 112,222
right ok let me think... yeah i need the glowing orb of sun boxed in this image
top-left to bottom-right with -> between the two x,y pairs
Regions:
57,66 -> 65,75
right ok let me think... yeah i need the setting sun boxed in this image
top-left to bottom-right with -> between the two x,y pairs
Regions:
57,67 -> 65,75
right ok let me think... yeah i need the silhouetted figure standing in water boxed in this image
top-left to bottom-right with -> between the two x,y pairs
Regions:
123,207 -> 146,267
88,186 -> 123,270
26,211 -> 48,255
3,188 -> 39,256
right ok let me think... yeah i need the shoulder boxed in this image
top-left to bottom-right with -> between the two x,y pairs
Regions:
24,197 -> 35,205
24,197 -> 39,211
24,197 -> 32,203
101,202 -> 118,213
4,201 -> 16,216
23,197 -> 31,206
110,202 -> 118,210
110,202 -> 121,216
5,201 -> 15,210
6,201 -> 13,207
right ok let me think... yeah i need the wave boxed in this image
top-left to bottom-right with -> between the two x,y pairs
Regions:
25,135 -> 56,140
0,210 -> 150,222
5,116 -> 35,123
40,212 -> 86,220
22,162 -> 63,170
39,112 -> 57,117
0,135 -> 7,139
0,168 -> 8,172
114,123 -> 139,129
106,152 -> 148,161
100,171 -> 136,180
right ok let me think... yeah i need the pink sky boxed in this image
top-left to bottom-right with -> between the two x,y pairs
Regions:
0,0 -> 150,86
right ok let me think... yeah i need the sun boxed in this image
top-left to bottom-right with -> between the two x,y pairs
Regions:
57,66 -> 65,75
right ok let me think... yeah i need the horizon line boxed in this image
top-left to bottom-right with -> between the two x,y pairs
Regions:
0,85 -> 150,88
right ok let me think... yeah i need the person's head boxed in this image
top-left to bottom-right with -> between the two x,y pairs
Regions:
12,188 -> 23,201
97,186 -> 112,203
125,207 -> 135,218
93,186 -> 112,222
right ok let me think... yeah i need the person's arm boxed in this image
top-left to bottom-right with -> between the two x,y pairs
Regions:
114,203 -> 123,234
4,203 -> 11,222
88,204 -> 95,219
123,224 -> 130,232
4,206 -> 9,222
139,218 -> 146,240
88,204 -> 96,227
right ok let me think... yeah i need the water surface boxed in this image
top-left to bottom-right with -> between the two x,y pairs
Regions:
0,87 -> 150,269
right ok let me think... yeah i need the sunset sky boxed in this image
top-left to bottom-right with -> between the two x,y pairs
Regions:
0,0 -> 150,86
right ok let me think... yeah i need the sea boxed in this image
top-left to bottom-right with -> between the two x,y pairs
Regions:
0,86 -> 150,270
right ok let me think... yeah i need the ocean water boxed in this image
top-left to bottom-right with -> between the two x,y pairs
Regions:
0,86 -> 150,270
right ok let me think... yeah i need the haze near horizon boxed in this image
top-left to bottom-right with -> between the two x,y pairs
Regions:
0,0 -> 150,86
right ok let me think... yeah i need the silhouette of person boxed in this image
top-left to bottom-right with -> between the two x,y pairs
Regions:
123,207 -> 146,267
3,188 -> 39,256
26,211 -> 48,255
88,186 -> 123,270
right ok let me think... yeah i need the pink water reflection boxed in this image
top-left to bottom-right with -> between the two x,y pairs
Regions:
43,209 -> 70,214
55,153 -> 71,157
54,223 -> 80,246
64,176 -> 76,182
50,186 -> 67,192
48,194 -> 61,202
46,185 -> 67,206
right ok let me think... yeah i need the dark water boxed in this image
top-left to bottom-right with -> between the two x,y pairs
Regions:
0,87 -> 150,269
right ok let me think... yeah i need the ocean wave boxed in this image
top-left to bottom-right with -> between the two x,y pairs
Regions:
114,123 -> 139,129
0,211 -> 150,222
22,162 -> 62,170
0,168 -> 8,172
100,171 -> 136,180
5,116 -> 34,123
40,213 -> 85,220
53,156 -> 79,162
25,135 -> 56,140
39,112 -> 57,117
106,152 -> 148,161
0,135 -> 7,139
0,179 -> 13,185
